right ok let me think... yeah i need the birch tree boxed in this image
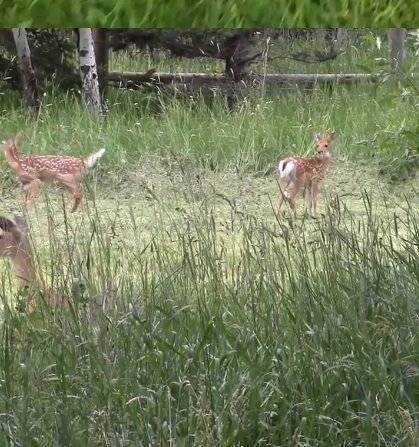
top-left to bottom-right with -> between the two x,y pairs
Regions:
388,28 -> 406,72
12,28 -> 39,113
78,28 -> 102,114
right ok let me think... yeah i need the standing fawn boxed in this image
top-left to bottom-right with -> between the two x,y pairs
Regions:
3,136 -> 105,212
276,132 -> 336,218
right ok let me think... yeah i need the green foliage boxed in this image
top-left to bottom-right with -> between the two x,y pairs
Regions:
0,0 -> 418,27
0,33 -> 417,445
372,38 -> 419,182
0,195 -> 417,445
0,82 -> 417,175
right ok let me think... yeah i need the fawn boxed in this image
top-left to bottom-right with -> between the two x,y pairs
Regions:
0,215 -> 34,285
276,132 -> 336,218
0,215 -> 39,312
0,215 -> 70,313
3,136 -> 105,212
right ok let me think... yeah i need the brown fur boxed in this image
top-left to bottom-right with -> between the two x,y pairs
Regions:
276,132 -> 336,218
0,215 -> 66,313
3,136 -> 105,212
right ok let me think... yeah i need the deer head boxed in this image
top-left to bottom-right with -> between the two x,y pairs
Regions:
0,215 -> 35,285
314,132 -> 336,155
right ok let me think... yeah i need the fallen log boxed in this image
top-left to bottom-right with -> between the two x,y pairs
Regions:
108,71 -> 379,88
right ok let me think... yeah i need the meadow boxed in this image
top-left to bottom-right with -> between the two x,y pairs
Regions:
0,38 -> 418,445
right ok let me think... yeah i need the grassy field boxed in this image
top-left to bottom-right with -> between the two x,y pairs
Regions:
0,48 -> 418,444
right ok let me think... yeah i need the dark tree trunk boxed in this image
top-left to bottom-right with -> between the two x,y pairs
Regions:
388,28 -> 406,72
0,29 -> 14,50
224,33 -> 260,82
12,28 -> 39,113
92,28 -> 109,98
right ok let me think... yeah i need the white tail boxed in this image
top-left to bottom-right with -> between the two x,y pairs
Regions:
84,148 -> 105,169
276,132 -> 336,218
278,159 -> 296,181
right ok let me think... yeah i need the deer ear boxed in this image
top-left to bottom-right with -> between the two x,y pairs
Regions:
0,216 -> 16,232
313,133 -> 321,142
329,132 -> 336,140
13,215 -> 28,238
14,132 -> 25,147
0,216 -> 21,243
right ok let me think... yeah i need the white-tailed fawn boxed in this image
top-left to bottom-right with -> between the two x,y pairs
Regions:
276,132 -> 336,218
3,135 -> 105,212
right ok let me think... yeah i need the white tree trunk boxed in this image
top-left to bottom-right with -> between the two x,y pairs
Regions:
388,28 -> 406,72
12,28 -> 39,113
78,28 -> 102,114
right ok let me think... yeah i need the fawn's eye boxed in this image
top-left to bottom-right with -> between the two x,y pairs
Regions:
324,144 -> 328,148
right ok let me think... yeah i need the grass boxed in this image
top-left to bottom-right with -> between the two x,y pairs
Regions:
0,177 -> 418,445
1,0 -> 417,27
0,47 -> 418,444
0,81 -> 417,174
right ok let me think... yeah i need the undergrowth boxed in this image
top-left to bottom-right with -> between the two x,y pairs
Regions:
0,197 -> 417,445
0,38 -> 417,445
0,81 -> 417,177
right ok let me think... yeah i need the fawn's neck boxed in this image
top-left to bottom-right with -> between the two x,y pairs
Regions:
10,248 -> 36,286
314,152 -> 331,165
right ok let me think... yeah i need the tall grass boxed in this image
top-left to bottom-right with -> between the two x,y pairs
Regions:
0,195 -> 417,445
0,82 -> 417,175
0,0 -> 415,27
0,39 -> 417,444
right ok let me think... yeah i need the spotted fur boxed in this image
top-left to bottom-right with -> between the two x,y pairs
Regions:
3,137 -> 105,212
276,132 -> 336,218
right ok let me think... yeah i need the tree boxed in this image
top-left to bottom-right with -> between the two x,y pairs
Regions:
78,28 -> 102,114
108,29 -> 261,82
1,30 -> 79,90
107,29 -> 343,80
388,28 -> 406,72
92,28 -> 109,98
12,28 -> 39,113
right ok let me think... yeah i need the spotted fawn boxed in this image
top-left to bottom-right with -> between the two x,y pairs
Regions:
3,135 -> 105,212
276,132 -> 336,218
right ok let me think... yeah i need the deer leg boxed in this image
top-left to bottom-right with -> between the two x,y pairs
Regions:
304,185 -> 311,220
288,197 -> 297,217
66,182 -> 83,213
57,175 -> 83,213
276,178 -> 288,218
286,180 -> 304,218
305,183 -> 312,217
71,189 -> 82,213
311,182 -> 321,218
22,179 -> 42,208
287,187 -> 299,218
276,195 -> 285,218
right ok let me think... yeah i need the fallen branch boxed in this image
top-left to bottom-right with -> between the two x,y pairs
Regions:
268,49 -> 344,64
108,71 -> 378,89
